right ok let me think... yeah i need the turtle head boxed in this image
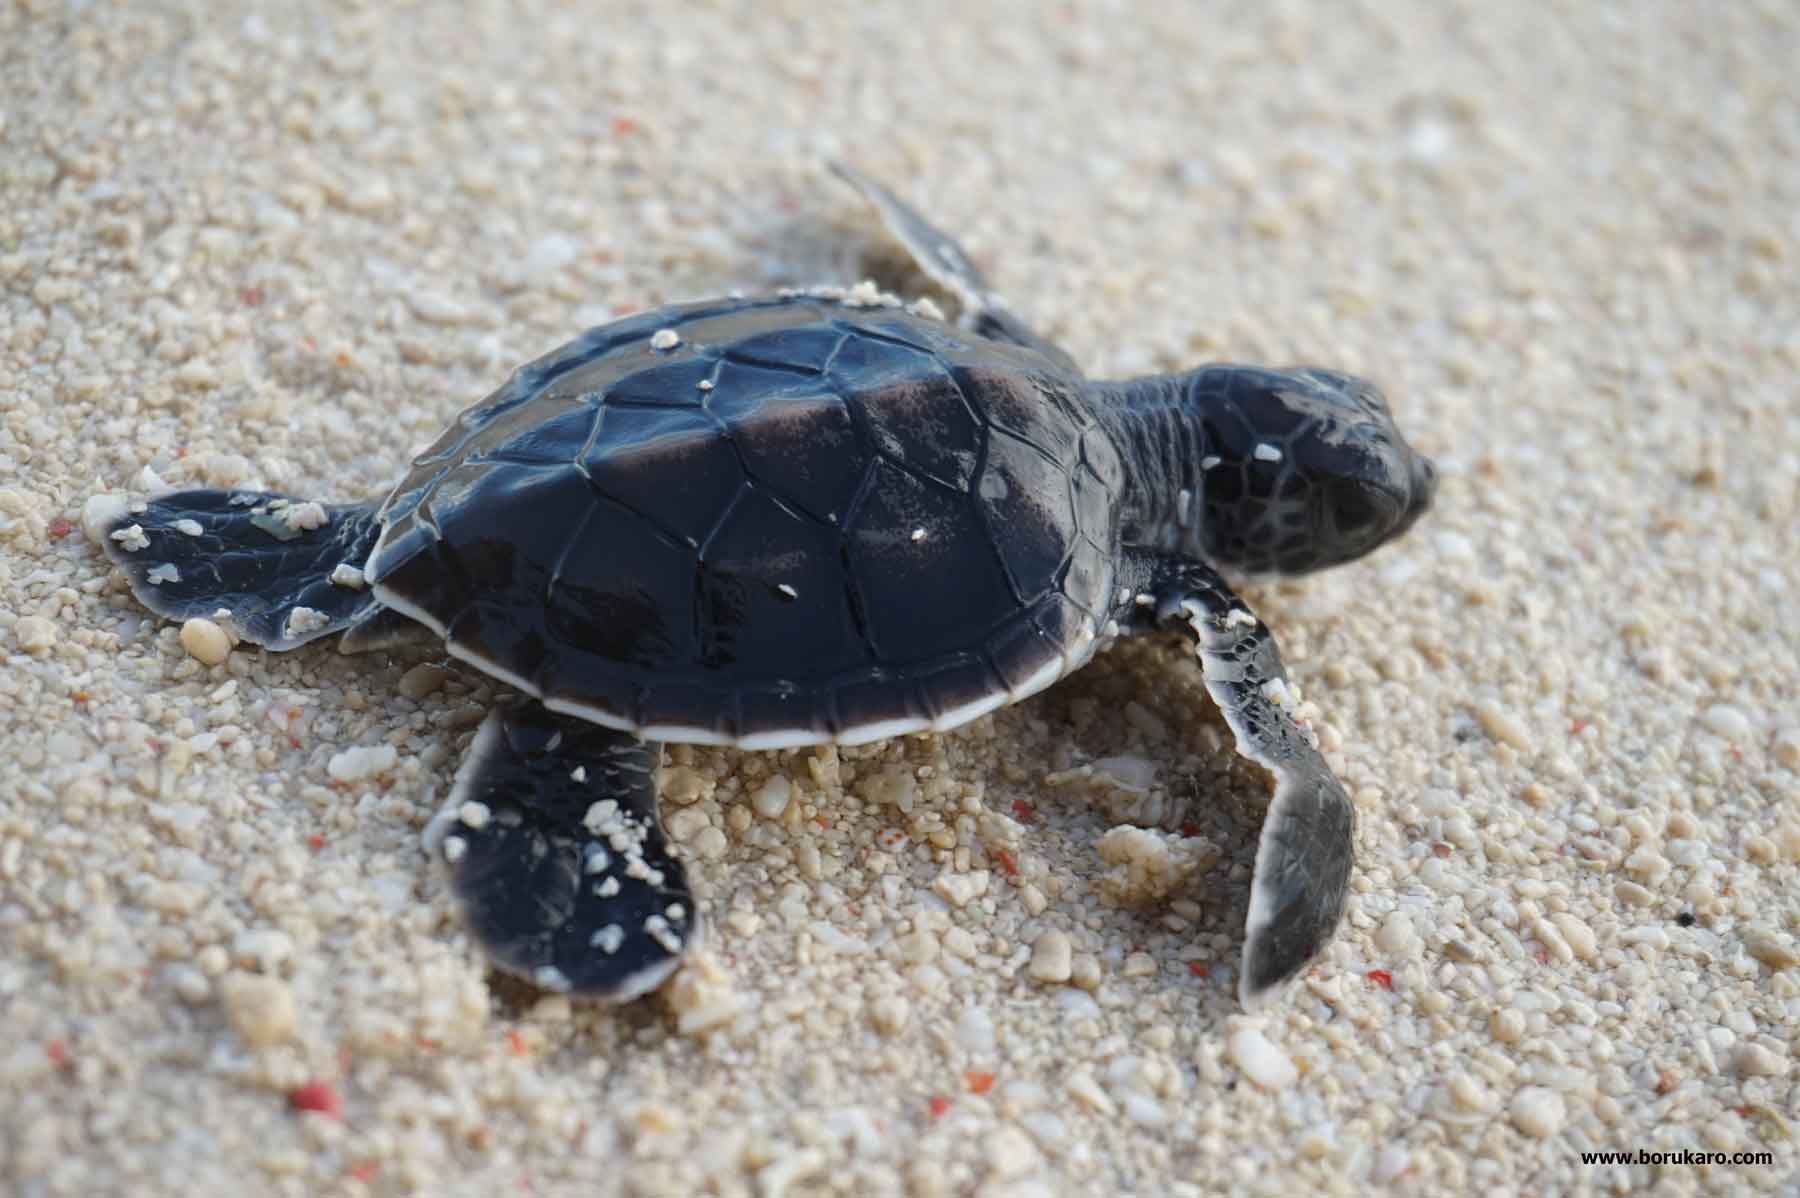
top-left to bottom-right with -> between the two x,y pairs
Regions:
1192,366 -> 1435,574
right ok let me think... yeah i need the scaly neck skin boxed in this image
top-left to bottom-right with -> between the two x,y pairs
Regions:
1085,371 -> 1215,558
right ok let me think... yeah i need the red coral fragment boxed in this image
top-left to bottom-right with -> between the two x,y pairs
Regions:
1010,800 -> 1036,822
964,1070 -> 995,1095
47,517 -> 75,538
288,1079 -> 343,1118
927,1095 -> 951,1119
1365,969 -> 1394,990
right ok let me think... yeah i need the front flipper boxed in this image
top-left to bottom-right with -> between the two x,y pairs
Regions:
1140,563 -> 1354,1007
99,489 -> 383,649
425,703 -> 695,1001
830,160 -> 1081,375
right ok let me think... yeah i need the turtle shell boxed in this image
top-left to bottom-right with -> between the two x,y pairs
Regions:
367,296 -> 1124,746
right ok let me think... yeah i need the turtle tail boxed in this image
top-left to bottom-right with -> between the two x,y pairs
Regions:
100,490 -> 384,649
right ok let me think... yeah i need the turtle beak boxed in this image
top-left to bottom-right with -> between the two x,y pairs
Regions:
1392,455 -> 1436,539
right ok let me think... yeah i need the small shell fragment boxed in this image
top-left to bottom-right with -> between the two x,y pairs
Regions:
649,328 -> 681,351
329,563 -> 366,589
109,523 -> 150,552
283,607 -> 331,640
276,500 -> 329,532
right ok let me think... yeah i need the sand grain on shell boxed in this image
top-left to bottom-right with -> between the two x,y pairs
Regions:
5,1 -> 1800,1195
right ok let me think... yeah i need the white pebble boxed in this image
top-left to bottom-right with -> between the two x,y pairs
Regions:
328,563 -> 365,589
693,827 -> 727,859
220,972 -> 297,1047
1089,755 -> 1158,791
525,232 -> 580,273
1773,728 -> 1800,768
1435,531 -> 1476,561
1621,925 -> 1670,952
756,1149 -> 824,1198
1742,927 -> 1799,970
1475,700 -> 1533,750
751,775 -> 791,820
1054,988 -> 1101,1020
13,615 -> 56,653
1228,1026 -> 1298,1090
233,929 -> 295,972
1550,912 -> 1598,959
1491,1008 -> 1527,1042
1372,1146 -> 1411,1184
179,617 -> 232,665
1735,1044 -> 1787,1077
326,743 -> 398,782
1029,931 -> 1073,983
985,1126 -> 1039,1179
954,1005 -> 995,1055
667,807 -> 709,843
1064,1070 -> 1116,1114
1448,1072 -> 1494,1113
869,995 -> 909,1034
932,869 -> 989,908
1121,1090 -> 1168,1128
1375,909 -> 1419,957
1624,847 -> 1671,882
81,492 -> 132,545
650,328 -> 681,351
1509,1087 -> 1565,1138
1701,704 -> 1751,740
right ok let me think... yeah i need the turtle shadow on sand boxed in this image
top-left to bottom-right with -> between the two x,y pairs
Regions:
96,163 -> 1434,1012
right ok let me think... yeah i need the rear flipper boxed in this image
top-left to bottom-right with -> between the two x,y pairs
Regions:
1136,561 -> 1354,1008
830,161 -> 1082,375
100,490 -> 383,649
425,703 -> 696,1001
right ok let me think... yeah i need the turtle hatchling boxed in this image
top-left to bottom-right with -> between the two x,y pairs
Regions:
99,164 -> 1435,1007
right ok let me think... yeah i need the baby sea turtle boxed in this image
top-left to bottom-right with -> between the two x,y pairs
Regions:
99,164 -> 1435,1008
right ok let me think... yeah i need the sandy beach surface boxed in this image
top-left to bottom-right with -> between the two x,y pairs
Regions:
4,2 -> 1798,1194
